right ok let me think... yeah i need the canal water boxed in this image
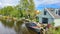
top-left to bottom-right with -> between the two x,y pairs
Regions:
0,20 -> 37,34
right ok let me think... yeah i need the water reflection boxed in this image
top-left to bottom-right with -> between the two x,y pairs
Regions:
0,20 -> 37,34
1,20 -> 14,28
0,21 -> 16,34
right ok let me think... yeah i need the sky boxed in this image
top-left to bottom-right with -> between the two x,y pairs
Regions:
0,0 -> 60,10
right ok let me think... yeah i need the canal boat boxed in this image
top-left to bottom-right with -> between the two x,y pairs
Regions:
25,22 -> 41,33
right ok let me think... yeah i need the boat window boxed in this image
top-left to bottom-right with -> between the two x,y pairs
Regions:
31,23 -> 37,26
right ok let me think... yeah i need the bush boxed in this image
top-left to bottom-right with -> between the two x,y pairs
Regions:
51,22 -> 55,26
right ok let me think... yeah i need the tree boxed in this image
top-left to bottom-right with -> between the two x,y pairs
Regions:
28,0 -> 35,20
0,0 -> 36,21
0,6 -> 14,16
0,6 -> 20,18
18,0 -> 35,20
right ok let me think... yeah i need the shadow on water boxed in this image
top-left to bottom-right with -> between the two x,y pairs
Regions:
0,20 -> 37,34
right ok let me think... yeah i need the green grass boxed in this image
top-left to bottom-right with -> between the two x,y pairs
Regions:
47,27 -> 60,34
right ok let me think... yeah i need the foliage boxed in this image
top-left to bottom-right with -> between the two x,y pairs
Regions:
51,22 -> 55,26
18,0 -> 35,19
47,27 -> 60,34
0,0 -> 36,21
0,6 -> 14,16
0,6 -> 19,18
